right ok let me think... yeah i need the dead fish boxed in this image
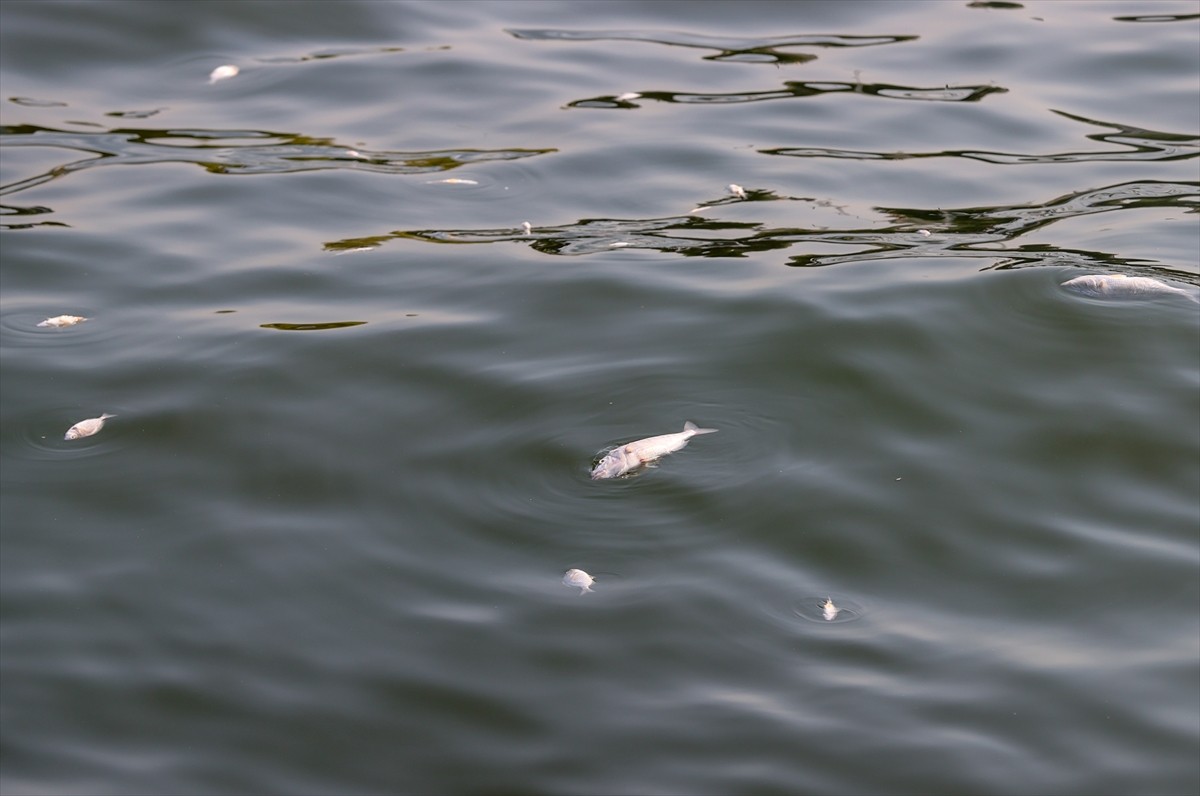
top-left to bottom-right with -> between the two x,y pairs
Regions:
563,568 -> 595,595
728,183 -> 747,199
1062,274 -> 1199,303
208,64 -> 239,84
64,413 -> 116,440
591,421 -> 718,480
822,597 -> 839,621
37,315 -> 87,328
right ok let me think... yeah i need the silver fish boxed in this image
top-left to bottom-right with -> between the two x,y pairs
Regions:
822,597 -> 839,621
37,315 -> 87,328
591,421 -> 718,480
208,64 -> 239,84
1062,274 -> 1199,303
64,413 -> 116,440
563,568 -> 595,595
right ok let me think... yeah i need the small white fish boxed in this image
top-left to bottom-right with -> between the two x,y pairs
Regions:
615,92 -> 641,101
208,64 -> 239,84
37,315 -> 87,328
728,183 -> 747,199
563,568 -> 595,595
591,420 -> 718,480
521,221 -> 532,236
64,413 -> 116,440
917,229 -> 932,237
1062,274 -> 1198,303
608,241 -> 632,248
822,597 -> 839,621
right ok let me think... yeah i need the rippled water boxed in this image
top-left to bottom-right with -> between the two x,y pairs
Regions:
2,2 -> 1198,794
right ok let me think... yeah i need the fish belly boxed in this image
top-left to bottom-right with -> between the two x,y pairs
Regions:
624,433 -> 689,462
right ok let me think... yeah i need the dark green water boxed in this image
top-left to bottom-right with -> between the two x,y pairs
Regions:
2,2 -> 1197,794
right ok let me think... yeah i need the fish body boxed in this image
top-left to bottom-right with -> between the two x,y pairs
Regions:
1062,274 -> 1198,302
563,568 -> 595,594
38,315 -> 87,328
822,597 -> 839,621
208,64 -> 239,84
64,413 -> 116,440
591,421 -> 718,479
728,183 -> 747,199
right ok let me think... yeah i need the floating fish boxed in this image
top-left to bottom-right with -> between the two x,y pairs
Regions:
208,64 -> 239,84
563,568 -> 595,595
1062,274 -> 1198,303
822,597 -> 839,621
917,229 -> 932,237
728,183 -> 747,199
37,315 -> 87,328
591,421 -> 718,480
64,413 -> 116,440
521,221 -> 532,236
615,92 -> 641,101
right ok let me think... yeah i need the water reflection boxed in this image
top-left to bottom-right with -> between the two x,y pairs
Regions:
571,80 -> 1005,109
325,179 -> 1199,278
506,28 -> 917,65
0,123 -> 556,196
765,110 -> 1199,164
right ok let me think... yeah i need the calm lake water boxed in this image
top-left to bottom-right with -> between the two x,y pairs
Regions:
2,1 -> 1198,794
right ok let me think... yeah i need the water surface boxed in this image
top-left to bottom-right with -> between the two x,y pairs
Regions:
2,2 -> 1197,794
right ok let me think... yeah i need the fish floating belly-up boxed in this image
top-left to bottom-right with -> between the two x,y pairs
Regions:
64,413 -> 116,440
822,597 -> 839,621
563,569 -> 595,594
591,421 -> 718,479
1062,274 -> 1198,303
38,315 -> 87,328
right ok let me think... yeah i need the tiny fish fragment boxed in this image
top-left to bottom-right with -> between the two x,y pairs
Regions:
1062,274 -> 1198,303
563,568 -> 595,595
728,184 -> 747,199
38,315 -> 87,328
591,420 -> 718,480
208,64 -> 239,84
64,413 -> 116,440
822,597 -> 839,621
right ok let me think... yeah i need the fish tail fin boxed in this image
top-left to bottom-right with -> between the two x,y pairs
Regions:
101,413 -> 117,419
684,420 -> 718,435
